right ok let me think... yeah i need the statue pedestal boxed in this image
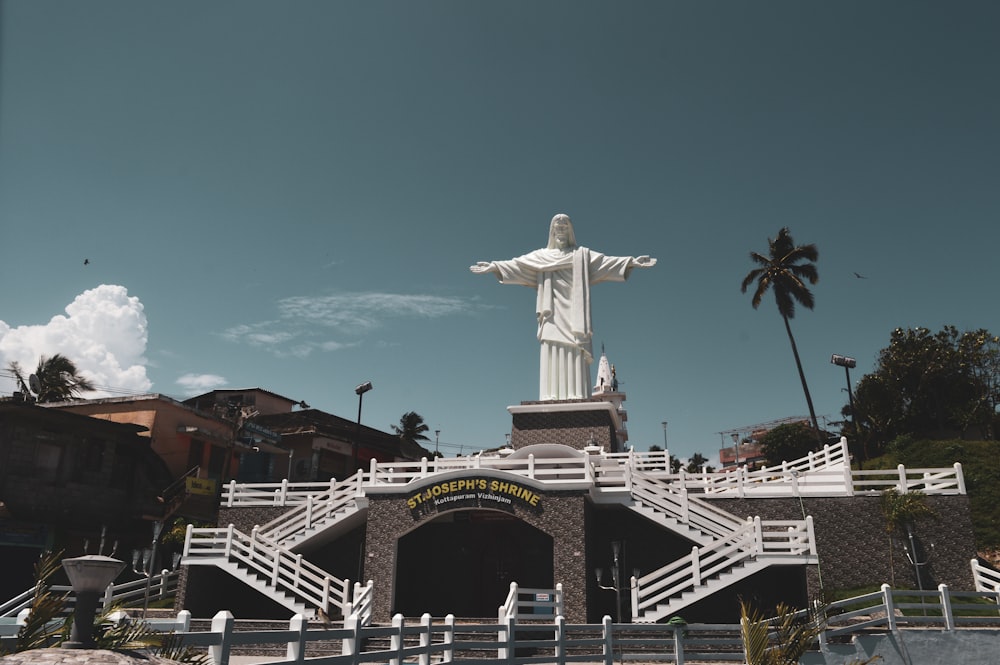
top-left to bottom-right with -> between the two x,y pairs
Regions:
507,397 -> 628,453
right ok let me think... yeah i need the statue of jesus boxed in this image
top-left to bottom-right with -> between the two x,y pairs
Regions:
470,213 -> 656,401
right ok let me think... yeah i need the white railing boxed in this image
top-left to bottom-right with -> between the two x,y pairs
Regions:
223,477 -> 354,507
183,524 -> 349,618
9,584 -> 997,665
972,558 -> 1000,594
632,516 -> 816,622
366,453 -> 595,487
499,582 -> 564,620
816,583 -> 1000,637
629,471 -> 744,540
343,580 -> 374,627
0,569 -> 179,618
217,437 -> 965,509
852,463 -> 966,495
256,473 -> 366,544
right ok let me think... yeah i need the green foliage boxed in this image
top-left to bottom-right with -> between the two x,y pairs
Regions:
879,488 -> 936,585
685,452 -> 715,474
7,354 -> 96,402
868,438 -> 1000,551
740,227 -> 822,440
739,600 -> 879,665
849,326 -> 1000,457
392,412 -> 431,446
1,550 -> 205,663
4,550 -> 70,653
759,422 -> 818,465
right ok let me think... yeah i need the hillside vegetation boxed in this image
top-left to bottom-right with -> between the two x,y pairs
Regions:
862,438 -> 1000,556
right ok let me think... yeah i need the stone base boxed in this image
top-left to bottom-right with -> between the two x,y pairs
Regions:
508,400 -> 626,453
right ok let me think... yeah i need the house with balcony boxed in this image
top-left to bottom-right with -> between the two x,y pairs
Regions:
0,399 -> 174,599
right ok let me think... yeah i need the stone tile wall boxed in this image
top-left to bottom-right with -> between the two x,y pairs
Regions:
511,408 -> 617,451
710,494 -> 976,597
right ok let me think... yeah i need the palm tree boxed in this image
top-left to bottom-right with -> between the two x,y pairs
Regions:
392,411 -> 431,456
8,354 -> 95,402
739,600 -> 878,665
741,228 -> 822,442
880,488 -> 936,587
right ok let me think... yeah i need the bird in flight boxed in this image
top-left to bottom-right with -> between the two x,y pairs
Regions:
84,259 -> 90,265
853,272 -> 866,279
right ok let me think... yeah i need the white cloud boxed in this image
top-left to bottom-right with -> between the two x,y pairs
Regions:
0,284 -> 152,397
222,291 -> 486,357
176,373 -> 228,395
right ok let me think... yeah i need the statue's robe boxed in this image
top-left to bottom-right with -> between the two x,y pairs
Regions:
491,247 -> 635,400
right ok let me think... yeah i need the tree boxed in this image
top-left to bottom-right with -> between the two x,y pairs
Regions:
849,326 -> 1000,457
741,228 -> 821,443
739,599 -> 877,665
2,549 -> 205,662
685,452 -> 715,474
759,422 -> 818,466
879,488 -> 936,587
392,411 -> 431,453
8,354 -> 95,402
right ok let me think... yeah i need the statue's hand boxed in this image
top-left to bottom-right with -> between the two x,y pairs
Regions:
633,256 -> 657,268
470,261 -> 496,274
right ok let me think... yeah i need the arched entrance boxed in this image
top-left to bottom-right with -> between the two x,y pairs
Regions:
394,509 -> 553,617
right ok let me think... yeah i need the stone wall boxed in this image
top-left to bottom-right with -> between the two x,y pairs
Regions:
511,406 -> 617,451
709,494 -> 976,596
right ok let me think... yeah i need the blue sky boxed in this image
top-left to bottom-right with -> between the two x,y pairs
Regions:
1,1 -> 998,461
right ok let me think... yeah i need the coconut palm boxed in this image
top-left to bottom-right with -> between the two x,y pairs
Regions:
392,411 -> 432,456
880,488 -> 936,587
8,354 -> 95,402
741,228 -> 822,442
739,600 -> 878,665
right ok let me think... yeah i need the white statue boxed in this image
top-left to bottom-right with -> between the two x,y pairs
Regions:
470,213 -> 656,400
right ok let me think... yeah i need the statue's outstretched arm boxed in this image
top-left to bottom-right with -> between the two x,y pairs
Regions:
470,261 -> 498,274
632,256 -> 657,268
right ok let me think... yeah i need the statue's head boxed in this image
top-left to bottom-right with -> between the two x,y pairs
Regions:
547,213 -> 577,250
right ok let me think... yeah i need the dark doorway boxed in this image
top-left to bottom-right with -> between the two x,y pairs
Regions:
395,510 -> 553,617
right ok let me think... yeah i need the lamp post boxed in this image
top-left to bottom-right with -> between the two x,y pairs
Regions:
352,381 -> 373,473
661,421 -> 668,450
831,355 -> 857,431
62,555 -> 126,649
435,429 -> 440,457
595,541 -> 623,624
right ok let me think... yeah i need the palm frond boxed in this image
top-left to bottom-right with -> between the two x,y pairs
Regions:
10,550 -> 71,653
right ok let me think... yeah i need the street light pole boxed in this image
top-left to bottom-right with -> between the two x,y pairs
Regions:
831,355 -> 857,430
353,381 -> 373,474
435,429 -> 440,457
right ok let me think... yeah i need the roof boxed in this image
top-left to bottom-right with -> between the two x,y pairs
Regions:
0,399 -> 150,436
257,409 -> 427,460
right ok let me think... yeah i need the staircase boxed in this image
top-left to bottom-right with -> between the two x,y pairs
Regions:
182,523 -> 351,619
630,515 -> 817,622
623,469 -> 817,622
627,471 -> 745,545
256,473 -> 368,549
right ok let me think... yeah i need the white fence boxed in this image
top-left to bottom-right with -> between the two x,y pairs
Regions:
219,439 -> 966,508
972,558 -> 1000,594
6,585 -> 999,665
183,524 -> 350,618
0,568 -> 179,619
